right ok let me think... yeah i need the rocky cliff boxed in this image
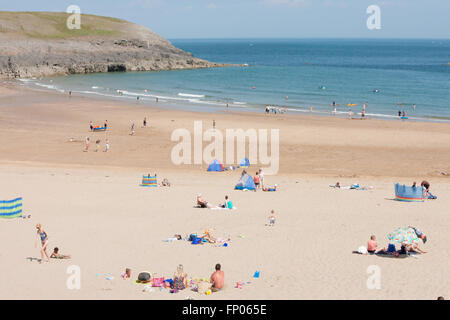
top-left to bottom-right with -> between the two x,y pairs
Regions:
0,12 -> 227,79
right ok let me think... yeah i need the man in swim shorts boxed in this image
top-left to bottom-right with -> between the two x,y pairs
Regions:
210,263 -> 224,292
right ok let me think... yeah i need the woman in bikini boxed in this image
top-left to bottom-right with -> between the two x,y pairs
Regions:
35,224 -> 51,263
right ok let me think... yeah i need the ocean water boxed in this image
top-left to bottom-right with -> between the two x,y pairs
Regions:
22,39 -> 450,121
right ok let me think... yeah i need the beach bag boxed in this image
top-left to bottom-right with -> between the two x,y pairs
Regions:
192,237 -> 201,245
387,243 -> 396,253
197,281 -> 211,294
138,272 -> 151,282
227,201 -> 233,209
357,246 -> 368,254
152,277 -> 165,287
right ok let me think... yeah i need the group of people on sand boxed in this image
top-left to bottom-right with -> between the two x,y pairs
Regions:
265,105 -> 286,115
363,234 -> 426,255
126,263 -> 224,294
35,224 -> 70,264
84,137 -> 110,152
196,194 -> 234,209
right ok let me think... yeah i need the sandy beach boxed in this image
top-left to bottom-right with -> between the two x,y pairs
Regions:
1,83 -> 449,300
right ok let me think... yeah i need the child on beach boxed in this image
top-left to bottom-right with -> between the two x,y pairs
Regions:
268,210 -> 276,226
104,139 -> 110,152
50,247 -> 71,259
95,139 -> 100,152
254,172 -> 260,189
122,268 -> 131,279
84,137 -> 90,152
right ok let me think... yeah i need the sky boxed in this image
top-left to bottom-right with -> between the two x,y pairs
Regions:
1,0 -> 449,39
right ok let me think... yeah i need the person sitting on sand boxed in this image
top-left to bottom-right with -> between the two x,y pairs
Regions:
197,194 -> 212,208
210,263 -> 224,292
268,210 -> 276,226
122,268 -> 131,279
35,224 -> 50,264
95,139 -> 101,152
161,178 -> 171,187
367,235 -> 386,254
171,264 -> 188,291
50,247 -> 71,259
220,196 -> 233,209
335,182 -> 341,188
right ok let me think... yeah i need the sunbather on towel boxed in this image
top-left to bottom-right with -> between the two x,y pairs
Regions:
404,243 -> 427,254
201,230 -> 216,243
197,194 -> 213,208
263,184 -> 277,191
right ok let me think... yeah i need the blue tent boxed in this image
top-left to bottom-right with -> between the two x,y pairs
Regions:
235,174 -> 256,190
207,159 -> 224,172
239,157 -> 250,168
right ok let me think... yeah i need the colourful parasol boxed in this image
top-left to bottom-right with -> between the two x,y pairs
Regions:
387,227 -> 420,245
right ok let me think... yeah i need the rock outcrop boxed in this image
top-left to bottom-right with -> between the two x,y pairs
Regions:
0,12 -> 228,79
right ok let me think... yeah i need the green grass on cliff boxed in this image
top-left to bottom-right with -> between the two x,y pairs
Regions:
0,11 -> 126,39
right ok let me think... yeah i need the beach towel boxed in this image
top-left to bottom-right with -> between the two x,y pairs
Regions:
0,197 -> 23,219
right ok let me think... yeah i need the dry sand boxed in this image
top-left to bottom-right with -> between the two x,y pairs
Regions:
0,83 -> 449,299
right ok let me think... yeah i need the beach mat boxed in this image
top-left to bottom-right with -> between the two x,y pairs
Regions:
352,251 -> 412,259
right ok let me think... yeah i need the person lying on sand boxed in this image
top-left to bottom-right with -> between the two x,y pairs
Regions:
404,243 -> 427,254
201,230 -> 216,243
50,247 -> 71,259
262,184 -> 277,191
197,194 -> 213,208
367,235 -> 386,254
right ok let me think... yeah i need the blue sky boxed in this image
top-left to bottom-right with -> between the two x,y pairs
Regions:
2,0 -> 449,39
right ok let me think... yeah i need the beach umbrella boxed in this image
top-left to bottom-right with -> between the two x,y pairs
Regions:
387,227 -> 421,245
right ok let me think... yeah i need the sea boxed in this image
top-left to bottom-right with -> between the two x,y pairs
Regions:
19,38 -> 450,122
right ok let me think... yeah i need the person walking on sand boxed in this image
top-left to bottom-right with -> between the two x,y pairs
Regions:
104,139 -> 110,152
95,139 -> 100,152
89,121 -> 93,132
130,123 -> 135,135
143,117 -> 147,128
84,137 -> 90,152
104,120 -> 108,130
210,263 -> 224,292
35,224 -> 50,264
